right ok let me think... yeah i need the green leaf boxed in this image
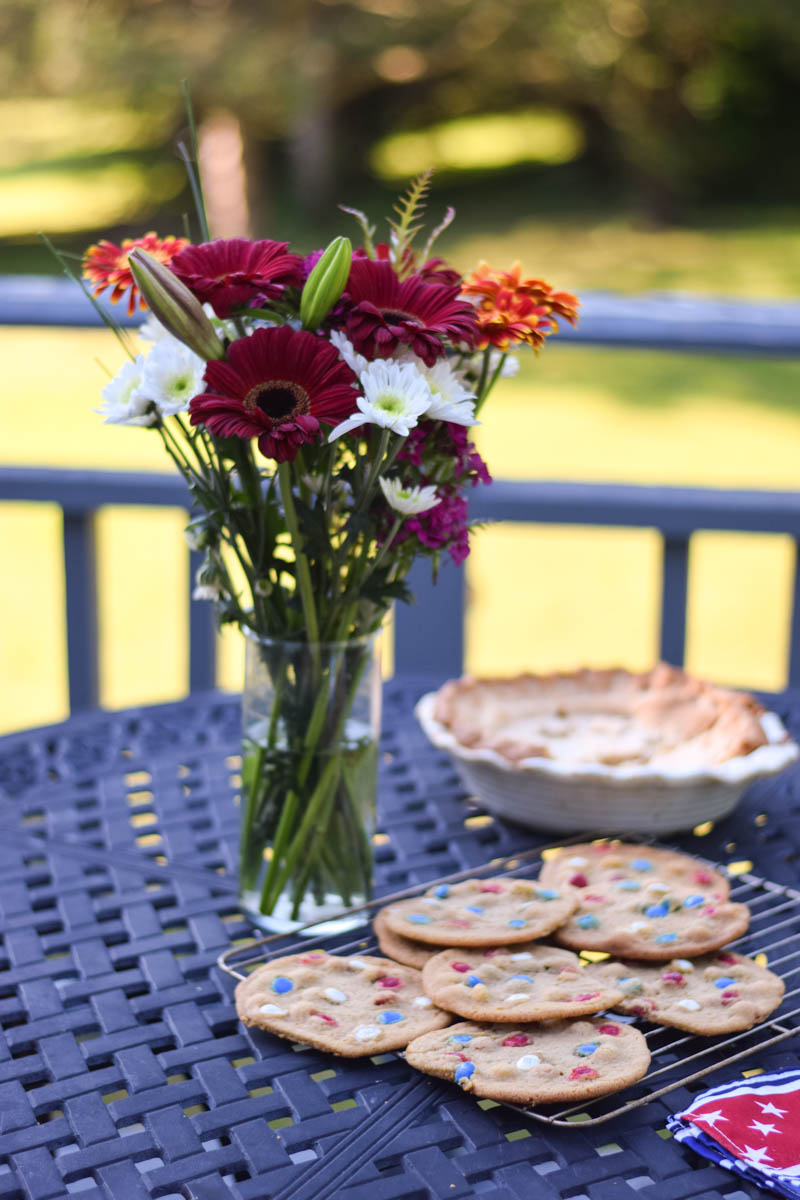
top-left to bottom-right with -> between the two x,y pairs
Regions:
292,495 -> 330,560
217,444 -> 246,468
38,232 -> 137,360
359,575 -> 413,607
179,80 -> 211,241
343,510 -> 373,538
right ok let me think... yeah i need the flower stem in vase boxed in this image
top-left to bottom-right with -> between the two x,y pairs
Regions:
238,631 -> 381,934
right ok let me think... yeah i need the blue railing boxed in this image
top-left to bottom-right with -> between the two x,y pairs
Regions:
1,467 -> 216,712
4,277 -> 800,711
395,481 -> 800,684
5,275 -> 800,355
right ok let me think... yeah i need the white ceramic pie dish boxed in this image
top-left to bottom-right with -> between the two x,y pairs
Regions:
415,684 -> 799,835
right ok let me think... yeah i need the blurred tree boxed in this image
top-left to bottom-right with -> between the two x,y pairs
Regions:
1,0 -> 800,228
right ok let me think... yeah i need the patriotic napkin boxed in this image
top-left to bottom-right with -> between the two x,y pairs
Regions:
667,1068 -> 800,1198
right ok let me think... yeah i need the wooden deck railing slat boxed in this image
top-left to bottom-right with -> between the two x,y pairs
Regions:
6,467 -> 800,702
62,509 -> 99,711
660,537 -> 690,667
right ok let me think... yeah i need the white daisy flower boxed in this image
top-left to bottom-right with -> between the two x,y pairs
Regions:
137,336 -> 207,417
329,329 -> 370,378
184,526 -> 203,551
208,305 -> 241,342
460,348 -> 520,381
184,520 -> 214,551
328,360 -> 432,441
192,563 -> 223,602
141,303 -> 240,347
138,312 -> 170,343
491,349 -> 520,379
97,356 -> 156,426
192,580 -> 223,601
419,359 -> 478,425
379,477 -> 440,516
300,473 -> 326,495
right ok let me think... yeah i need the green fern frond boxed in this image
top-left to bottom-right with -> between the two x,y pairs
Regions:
388,169 -> 433,276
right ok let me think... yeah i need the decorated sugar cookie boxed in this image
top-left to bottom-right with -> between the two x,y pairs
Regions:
609,951 -> 785,1033
539,842 -> 730,899
421,943 -> 625,1022
235,952 -> 450,1056
373,907 -> 437,969
553,884 -> 750,960
404,1017 -> 651,1104
378,877 -> 578,947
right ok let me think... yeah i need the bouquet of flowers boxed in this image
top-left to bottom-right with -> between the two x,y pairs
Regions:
72,169 -> 578,929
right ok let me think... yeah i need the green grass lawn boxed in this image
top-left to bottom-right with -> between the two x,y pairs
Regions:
468,344 -> 800,691
443,209 -> 800,299
3,322 -> 800,735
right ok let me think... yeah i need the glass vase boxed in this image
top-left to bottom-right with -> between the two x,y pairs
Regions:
238,630 -> 382,934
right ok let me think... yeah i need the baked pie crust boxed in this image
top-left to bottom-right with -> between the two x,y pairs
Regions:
430,664 -> 774,772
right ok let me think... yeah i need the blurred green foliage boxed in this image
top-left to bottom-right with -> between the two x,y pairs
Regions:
1,0 -> 799,266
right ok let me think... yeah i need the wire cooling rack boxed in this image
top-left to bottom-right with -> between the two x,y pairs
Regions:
217,838 -> 800,1127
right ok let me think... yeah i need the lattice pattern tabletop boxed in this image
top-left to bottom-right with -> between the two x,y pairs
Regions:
1,679 -> 800,1200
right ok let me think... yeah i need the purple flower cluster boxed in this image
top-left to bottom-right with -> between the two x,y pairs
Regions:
446,423 -> 492,487
405,489 -> 471,564
398,422 -> 490,485
391,420 -> 491,564
301,249 -> 325,279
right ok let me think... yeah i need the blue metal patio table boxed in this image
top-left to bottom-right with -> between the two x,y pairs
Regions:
1,678 -> 799,1200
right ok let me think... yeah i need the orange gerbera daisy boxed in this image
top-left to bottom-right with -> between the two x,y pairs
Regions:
461,261 -> 579,351
83,232 -> 190,316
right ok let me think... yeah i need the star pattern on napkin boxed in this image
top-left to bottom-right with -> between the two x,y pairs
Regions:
761,1102 -> 789,1118
751,1121 -> 780,1137
668,1068 -> 800,1199
697,1108 -> 727,1127
741,1145 -> 774,1166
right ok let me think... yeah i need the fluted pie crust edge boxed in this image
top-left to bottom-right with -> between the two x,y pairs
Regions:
418,664 -> 797,783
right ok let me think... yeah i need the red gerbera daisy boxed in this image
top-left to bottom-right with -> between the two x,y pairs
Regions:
417,257 -> 463,287
82,232 -> 189,316
189,326 -> 359,463
170,238 -> 304,318
361,244 -> 461,286
337,259 -> 479,367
